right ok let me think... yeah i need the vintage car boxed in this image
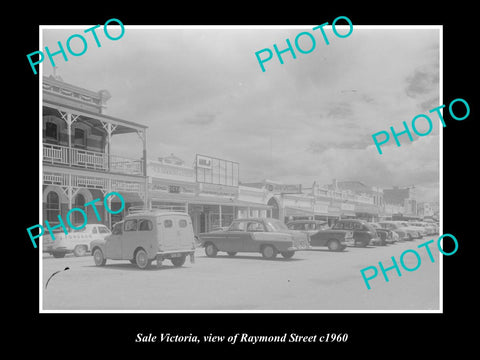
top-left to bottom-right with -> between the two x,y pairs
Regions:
43,223 -> 112,258
378,221 -> 418,240
197,218 -> 310,259
286,220 -> 354,251
90,211 -> 196,269
368,222 -> 397,245
394,221 -> 425,238
408,221 -> 437,235
331,219 -> 380,247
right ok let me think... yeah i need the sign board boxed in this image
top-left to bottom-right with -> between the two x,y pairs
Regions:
195,154 -> 239,187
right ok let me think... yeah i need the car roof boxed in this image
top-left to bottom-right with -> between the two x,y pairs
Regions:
287,220 -> 326,224
233,218 -> 279,222
338,219 -> 365,222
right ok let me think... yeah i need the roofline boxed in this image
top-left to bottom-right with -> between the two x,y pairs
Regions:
43,99 -> 148,130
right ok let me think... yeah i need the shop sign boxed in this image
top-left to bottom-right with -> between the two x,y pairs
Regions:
199,183 -> 238,197
265,182 -> 302,194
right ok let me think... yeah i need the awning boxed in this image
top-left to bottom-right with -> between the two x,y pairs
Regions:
111,191 -> 144,204
149,191 -> 271,210
341,210 -> 356,217
285,207 -> 314,217
354,203 -> 379,215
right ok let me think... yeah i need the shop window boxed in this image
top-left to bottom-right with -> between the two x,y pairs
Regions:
46,191 -> 60,223
74,128 -> 86,148
73,194 -> 86,225
45,122 -> 58,142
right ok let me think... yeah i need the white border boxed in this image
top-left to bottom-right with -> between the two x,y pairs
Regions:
38,25 -> 443,314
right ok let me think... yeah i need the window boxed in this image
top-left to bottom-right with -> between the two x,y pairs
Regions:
164,219 -> 173,228
179,219 -> 188,228
343,222 -> 354,230
73,194 -> 86,226
46,191 -> 60,223
139,219 -> 153,231
124,219 -> 137,231
113,222 -> 123,235
92,227 -> 98,234
45,122 -> 58,142
354,222 -> 363,230
98,226 -> 110,234
247,222 -> 265,232
74,128 -> 86,147
332,222 -> 343,230
229,221 -> 246,231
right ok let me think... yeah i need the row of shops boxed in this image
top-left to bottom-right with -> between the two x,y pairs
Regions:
41,75 -> 420,234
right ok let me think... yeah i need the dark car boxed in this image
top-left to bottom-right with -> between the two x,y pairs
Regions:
197,218 -> 310,259
368,222 -> 395,245
286,220 -> 354,251
331,219 -> 380,247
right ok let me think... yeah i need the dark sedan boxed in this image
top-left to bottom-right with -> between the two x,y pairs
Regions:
287,220 -> 354,251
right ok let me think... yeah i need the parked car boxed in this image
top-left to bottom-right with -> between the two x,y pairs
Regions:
368,222 -> 396,245
394,221 -> 425,238
409,221 -> 436,235
286,220 -> 354,251
331,219 -> 380,247
378,221 -> 417,240
43,224 -> 112,258
197,218 -> 310,259
90,211 -> 196,269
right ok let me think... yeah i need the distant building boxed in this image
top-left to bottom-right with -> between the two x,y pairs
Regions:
383,186 -> 411,206
383,186 -> 419,218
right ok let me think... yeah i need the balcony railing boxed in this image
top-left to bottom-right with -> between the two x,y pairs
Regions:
43,143 -> 143,176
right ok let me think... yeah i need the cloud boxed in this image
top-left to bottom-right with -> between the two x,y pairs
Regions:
42,26 -> 441,202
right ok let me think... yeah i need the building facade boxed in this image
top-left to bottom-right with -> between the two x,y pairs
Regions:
146,154 -> 271,234
42,75 -> 148,229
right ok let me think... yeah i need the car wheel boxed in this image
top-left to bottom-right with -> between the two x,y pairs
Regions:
171,256 -> 186,267
227,252 -> 237,257
52,252 -> 66,258
73,245 -> 87,257
327,239 -> 342,251
261,245 -> 277,259
205,243 -> 218,257
93,248 -> 106,266
281,251 -> 295,259
407,234 -> 414,241
135,249 -> 151,269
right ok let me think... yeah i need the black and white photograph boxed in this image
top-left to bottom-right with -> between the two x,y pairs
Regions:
16,5 -> 476,353
38,24 -> 442,312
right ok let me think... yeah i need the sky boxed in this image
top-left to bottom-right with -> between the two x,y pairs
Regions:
41,25 -> 441,202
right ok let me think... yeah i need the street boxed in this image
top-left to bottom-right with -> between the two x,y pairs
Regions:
42,237 -> 440,311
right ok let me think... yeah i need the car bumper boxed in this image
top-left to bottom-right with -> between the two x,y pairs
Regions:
156,250 -> 195,263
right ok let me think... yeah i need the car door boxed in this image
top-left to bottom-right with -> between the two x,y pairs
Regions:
226,220 -> 249,252
309,223 -> 327,246
105,222 -> 123,259
245,221 -> 267,252
121,218 -> 140,259
158,217 -> 177,252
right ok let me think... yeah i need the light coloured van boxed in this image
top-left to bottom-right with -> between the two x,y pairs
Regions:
90,211 -> 195,269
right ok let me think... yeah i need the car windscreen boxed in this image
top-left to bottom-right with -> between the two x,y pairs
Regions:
265,219 -> 288,232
